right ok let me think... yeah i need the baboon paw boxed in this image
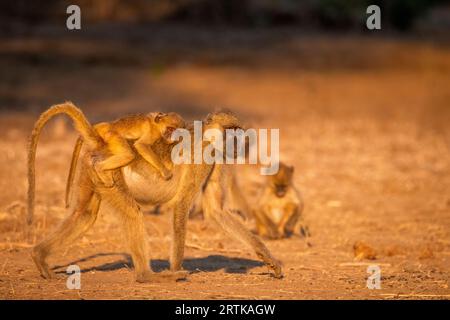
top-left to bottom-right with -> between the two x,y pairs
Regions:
35,262 -> 56,279
267,227 -> 282,240
277,231 -> 288,239
93,165 -> 114,187
299,225 -> 311,238
102,180 -> 115,188
269,260 -> 284,279
265,232 -> 282,240
31,250 -> 55,279
98,174 -> 115,187
136,270 -> 188,283
166,270 -> 189,281
136,271 -> 155,283
161,171 -> 173,180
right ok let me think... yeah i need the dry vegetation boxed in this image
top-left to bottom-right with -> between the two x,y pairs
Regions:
0,28 -> 449,299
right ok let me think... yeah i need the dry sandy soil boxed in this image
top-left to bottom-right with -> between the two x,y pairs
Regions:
0,27 -> 449,299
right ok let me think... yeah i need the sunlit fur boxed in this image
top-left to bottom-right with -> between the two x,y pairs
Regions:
29,106 -> 283,282
253,162 -> 307,239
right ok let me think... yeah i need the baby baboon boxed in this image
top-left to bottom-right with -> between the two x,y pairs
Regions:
254,162 -> 308,239
28,103 -> 282,282
92,112 -> 184,186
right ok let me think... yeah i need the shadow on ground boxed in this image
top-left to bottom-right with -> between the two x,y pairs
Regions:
53,252 -> 263,275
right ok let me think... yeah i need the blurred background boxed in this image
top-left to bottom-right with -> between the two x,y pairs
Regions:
0,0 -> 449,299
0,0 -> 449,118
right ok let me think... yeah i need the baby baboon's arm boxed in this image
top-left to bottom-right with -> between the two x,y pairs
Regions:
134,139 -> 172,180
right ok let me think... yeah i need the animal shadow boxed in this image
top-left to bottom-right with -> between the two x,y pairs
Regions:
53,253 -> 263,275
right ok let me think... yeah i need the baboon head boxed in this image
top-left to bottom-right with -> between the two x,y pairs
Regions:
152,112 -> 186,143
268,162 -> 294,198
204,110 -> 242,131
204,110 -> 247,159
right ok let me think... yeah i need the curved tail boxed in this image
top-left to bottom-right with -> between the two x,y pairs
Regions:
27,102 -> 102,224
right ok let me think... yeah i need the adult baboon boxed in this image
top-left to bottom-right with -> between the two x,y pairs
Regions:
28,103 -> 282,282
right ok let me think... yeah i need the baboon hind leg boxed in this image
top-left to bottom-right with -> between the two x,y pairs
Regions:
203,179 -> 283,278
32,170 -> 100,279
93,133 -> 135,187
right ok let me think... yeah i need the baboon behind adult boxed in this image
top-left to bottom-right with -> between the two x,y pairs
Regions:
29,104 -> 282,282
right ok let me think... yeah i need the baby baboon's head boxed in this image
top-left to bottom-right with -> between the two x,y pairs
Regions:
268,162 -> 294,198
153,112 -> 185,143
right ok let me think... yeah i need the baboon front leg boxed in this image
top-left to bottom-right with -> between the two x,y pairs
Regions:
32,171 -> 100,279
169,167 -> 211,272
170,201 -> 191,272
284,203 -> 309,238
169,184 -> 205,271
278,203 -> 299,237
253,208 -> 281,239
203,180 -> 283,278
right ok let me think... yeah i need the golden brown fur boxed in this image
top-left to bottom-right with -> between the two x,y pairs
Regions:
254,162 -> 308,239
65,136 -> 83,208
91,112 -> 184,186
29,106 -> 282,283
27,102 -> 103,224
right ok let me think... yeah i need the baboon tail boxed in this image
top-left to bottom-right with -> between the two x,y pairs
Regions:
27,102 -> 102,225
65,136 -> 84,209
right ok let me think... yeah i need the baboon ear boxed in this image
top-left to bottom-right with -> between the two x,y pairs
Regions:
154,112 -> 165,123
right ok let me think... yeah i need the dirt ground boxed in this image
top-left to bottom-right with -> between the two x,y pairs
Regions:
0,27 -> 449,299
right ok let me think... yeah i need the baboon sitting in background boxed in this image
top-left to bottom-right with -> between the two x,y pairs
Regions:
253,162 -> 309,239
